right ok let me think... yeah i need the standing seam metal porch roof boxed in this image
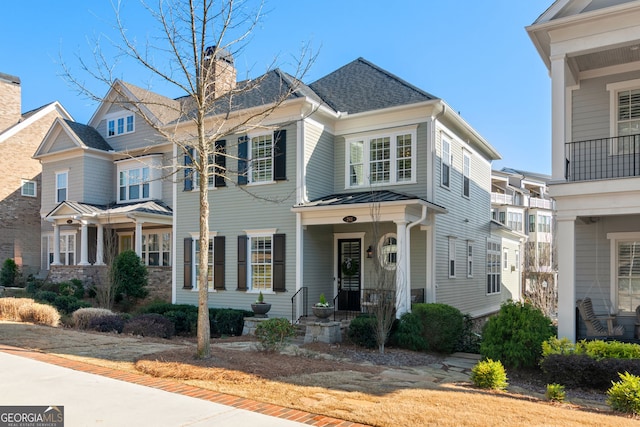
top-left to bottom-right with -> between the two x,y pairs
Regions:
293,190 -> 447,213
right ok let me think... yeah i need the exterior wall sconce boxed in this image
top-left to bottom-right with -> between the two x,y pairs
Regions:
366,245 -> 373,258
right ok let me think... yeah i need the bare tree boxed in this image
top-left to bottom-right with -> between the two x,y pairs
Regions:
62,0 -> 315,358
523,234 -> 557,318
367,194 -> 403,354
93,223 -> 119,310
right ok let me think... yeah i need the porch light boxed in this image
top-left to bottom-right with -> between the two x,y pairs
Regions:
366,245 -> 373,258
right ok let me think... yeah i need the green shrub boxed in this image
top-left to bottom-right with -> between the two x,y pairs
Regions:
255,318 -> 296,352
480,301 -> 555,368
34,290 -> 58,304
348,315 -> 377,349
470,359 -> 508,390
607,372 -> 640,414
545,383 -> 566,402
0,259 -> 19,287
72,307 -> 114,329
210,308 -> 250,337
164,310 -> 198,336
112,250 -> 148,304
543,338 -> 640,360
59,279 -> 85,299
25,278 -> 43,295
394,312 -> 428,351
88,314 -> 125,333
53,295 -> 91,315
123,313 -> 175,338
411,303 -> 464,354
541,353 -> 640,390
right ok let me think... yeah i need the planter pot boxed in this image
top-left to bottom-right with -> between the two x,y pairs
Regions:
312,306 -> 334,322
251,303 -> 271,318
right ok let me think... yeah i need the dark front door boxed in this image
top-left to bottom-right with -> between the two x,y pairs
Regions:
338,239 -> 361,311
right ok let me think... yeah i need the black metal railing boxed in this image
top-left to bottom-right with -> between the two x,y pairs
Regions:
290,286 -> 308,324
565,134 -> 640,182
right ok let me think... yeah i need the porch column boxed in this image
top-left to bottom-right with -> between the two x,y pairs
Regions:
79,221 -> 90,266
95,223 -> 105,265
135,220 -> 143,257
395,220 -> 409,317
51,223 -> 61,266
550,54 -> 568,182
557,216 -> 576,342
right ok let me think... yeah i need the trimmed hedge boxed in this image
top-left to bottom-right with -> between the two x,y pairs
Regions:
88,314 -> 125,333
123,313 -> 175,338
72,308 -> 115,330
53,295 -> 91,315
541,353 -> 640,390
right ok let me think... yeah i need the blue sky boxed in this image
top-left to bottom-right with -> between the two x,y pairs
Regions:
0,0 -> 552,174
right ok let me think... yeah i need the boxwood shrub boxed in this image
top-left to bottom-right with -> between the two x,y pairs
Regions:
123,313 -> 175,338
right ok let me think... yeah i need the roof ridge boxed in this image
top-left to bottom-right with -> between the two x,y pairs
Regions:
355,57 -> 439,100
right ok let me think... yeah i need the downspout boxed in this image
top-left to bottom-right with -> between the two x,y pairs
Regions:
404,205 -> 427,314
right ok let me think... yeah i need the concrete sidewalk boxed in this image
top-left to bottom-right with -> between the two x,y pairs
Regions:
0,349 -> 364,426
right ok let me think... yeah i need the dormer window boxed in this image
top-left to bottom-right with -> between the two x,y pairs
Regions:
107,113 -> 135,137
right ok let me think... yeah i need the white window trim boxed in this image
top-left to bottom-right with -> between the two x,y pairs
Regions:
118,166 -> 150,202
487,238 -> 502,295
448,236 -> 456,278
503,248 -> 509,270
189,231 -> 217,292
608,232 -> 640,314
441,137 -> 451,189
467,240 -> 473,278
377,233 -> 398,271
245,228 -> 277,294
55,170 -> 68,204
462,151 -> 471,199
115,155 -> 162,203
46,231 -> 77,268
344,125 -> 417,189
248,131 -> 275,185
607,79 -> 640,137
106,112 -> 135,138
21,179 -> 37,197
142,230 -> 172,267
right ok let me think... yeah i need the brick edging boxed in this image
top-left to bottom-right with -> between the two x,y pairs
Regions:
0,345 -> 369,427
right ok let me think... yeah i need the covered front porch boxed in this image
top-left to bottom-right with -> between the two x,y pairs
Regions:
291,190 -> 447,321
43,200 -> 173,275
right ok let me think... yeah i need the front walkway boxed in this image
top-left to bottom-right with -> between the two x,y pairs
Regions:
0,344 -> 368,427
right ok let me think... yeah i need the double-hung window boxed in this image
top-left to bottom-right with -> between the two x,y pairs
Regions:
608,233 -> 640,313
142,231 -> 171,266
119,167 -> 150,201
48,234 -> 75,266
537,215 -> 551,233
250,133 -> 273,183
507,212 -> 523,232
448,237 -> 456,278
55,171 -> 68,203
107,113 -> 135,137
441,138 -> 451,188
346,126 -> 416,188
607,80 -> 640,154
462,152 -> 470,197
487,239 -> 501,294
194,237 -> 214,292
250,235 -> 272,291
467,241 -> 473,278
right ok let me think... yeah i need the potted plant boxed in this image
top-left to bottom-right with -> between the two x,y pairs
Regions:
250,291 -> 271,318
312,293 -> 333,321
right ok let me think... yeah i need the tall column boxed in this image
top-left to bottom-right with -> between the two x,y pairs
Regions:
395,220 -> 409,317
135,221 -> 143,257
557,216 -> 576,342
79,221 -> 90,265
550,54 -> 568,182
95,224 -> 105,265
51,223 -> 61,265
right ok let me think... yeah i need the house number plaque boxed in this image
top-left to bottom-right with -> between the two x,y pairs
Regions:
343,215 -> 357,223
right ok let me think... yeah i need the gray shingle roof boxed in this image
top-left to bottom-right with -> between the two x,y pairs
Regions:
63,119 -> 112,151
46,200 -> 172,218
309,58 -> 439,114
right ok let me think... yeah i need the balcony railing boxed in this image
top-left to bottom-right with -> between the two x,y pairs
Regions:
565,134 -> 640,182
529,197 -> 553,210
491,192 -> 513,205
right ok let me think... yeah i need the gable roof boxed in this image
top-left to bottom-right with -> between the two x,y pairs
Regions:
45,200 -> 172,219
309,58 -> 438,114
0,101 -> 72,144
34,117 -> 112,158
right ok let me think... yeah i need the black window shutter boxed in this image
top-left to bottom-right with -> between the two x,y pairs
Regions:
183,237 -> 193,289
184,146 -> 194,191
237,136 -> 248,185
213,236 -> 225,290
273,130 -> 286,181
237,235 -> 247,290
214,140 -> 226,188
273,233 -> 286,292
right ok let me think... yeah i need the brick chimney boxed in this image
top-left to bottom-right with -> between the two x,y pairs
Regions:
0,72 -> 21,133
203,46 -> 237,98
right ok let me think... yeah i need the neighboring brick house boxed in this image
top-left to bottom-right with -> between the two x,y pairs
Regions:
0,72 -> 71,278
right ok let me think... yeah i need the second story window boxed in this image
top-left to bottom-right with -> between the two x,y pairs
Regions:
462,152 -> 470,197
441,138 -> 451,188
250,134 -> 273,183
56,171 -> 67,203
107,113 -> 135,137
507,212 -> 523,232
119,167 -> 150,201
538,215 -> 551,233
21,180 -> 36,197
346,126 -> 416,188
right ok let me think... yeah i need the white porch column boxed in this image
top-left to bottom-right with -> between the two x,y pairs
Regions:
557,216 -> 576,342
95,224 -> 105,265
135,221 -> 143,257
79,221 -> 90,266
395,220 -> 409,317
51,223 -> 61,266
550,54 -> 568,182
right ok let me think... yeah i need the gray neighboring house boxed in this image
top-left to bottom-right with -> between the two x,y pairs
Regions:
173,57 -> 505,322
